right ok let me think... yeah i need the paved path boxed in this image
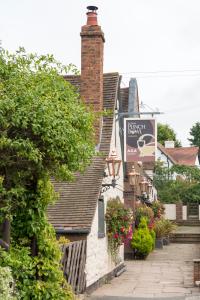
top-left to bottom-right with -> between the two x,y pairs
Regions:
87,243 -> 200,299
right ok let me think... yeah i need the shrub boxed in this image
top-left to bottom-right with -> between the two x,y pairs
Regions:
151,201 -> 165,218
162,219 -> 177,237
58,236 -> 71,246
131,217 -> 153,258
0,48 -> 94,299
0,236 -> 74,300
105,197 -> 132,262
150,229 -> 156,249
135,204 -> 154,228
154,218 -> 166,238
0,266 -> 17,299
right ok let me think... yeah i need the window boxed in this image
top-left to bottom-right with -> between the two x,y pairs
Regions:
98,196 -> 105,238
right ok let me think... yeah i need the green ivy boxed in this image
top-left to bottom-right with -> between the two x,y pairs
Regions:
0,48 -> 95,299
0,266 -> 17,299
0,245 -> 74,300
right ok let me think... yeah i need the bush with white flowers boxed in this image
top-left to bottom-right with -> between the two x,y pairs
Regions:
0,266 -> 16,300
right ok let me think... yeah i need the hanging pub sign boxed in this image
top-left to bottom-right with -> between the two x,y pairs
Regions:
124,118 -> 157,162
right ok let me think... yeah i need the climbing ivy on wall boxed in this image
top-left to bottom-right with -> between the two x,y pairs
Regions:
0,48 -> 95,299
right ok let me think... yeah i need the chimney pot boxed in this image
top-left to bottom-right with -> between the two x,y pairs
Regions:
86,6 -> 98,25
165,141 -> 175,148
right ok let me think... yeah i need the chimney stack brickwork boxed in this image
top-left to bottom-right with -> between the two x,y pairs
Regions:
80,9 -> 105,144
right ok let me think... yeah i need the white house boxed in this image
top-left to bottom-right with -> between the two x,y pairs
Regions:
48,6 -> 125,293
157,141 -> 199,168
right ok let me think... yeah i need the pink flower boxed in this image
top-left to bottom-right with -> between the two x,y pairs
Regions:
113,233 -> 119,239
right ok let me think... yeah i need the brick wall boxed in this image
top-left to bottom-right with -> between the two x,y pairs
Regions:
193,259 -> 200,285
80,24 -> 105,144
176,202 -> 183,221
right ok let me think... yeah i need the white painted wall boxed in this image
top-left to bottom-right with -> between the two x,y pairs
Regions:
195,156 -> 199,166
164,204 -> 176,220
156,148 -> 174,169
86,202 -> 123,287
183,205 -> 187,220
151,186 -> 157,202
86,109 -> 124,287
156,148 -> 178,180
199,206 -> 200,220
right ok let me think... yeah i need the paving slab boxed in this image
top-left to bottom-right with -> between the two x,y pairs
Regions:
87,243 -> 200,299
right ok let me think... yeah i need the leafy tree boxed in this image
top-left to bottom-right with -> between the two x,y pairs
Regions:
188,122 -> 200,147
154,162 -> 200,204
0,48 -> 95,299
157,123 -> 181,147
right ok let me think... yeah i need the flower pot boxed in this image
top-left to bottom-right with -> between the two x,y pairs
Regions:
163,236 -> 170,245
133,249 -> 148,260
155,237 -> 163,249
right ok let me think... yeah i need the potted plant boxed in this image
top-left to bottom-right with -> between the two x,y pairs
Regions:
151,200 -> 165,219
162,219 -> 177,245
154,218 -> 165,249
105,197 -> 133,263
131,217 -> 154,259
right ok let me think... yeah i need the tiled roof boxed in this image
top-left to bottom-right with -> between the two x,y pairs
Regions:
164,146 -> 199,166
157,143 -> 177,165
120,87 -> 129,113
47,73 -> 120,232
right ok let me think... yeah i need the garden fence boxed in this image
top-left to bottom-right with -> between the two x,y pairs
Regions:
61,240 -> 87,294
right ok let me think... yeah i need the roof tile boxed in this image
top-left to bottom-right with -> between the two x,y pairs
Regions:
48,73 -> 120,231
165,146 -> 199,166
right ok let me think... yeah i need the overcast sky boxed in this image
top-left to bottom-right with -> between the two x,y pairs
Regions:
1,0 -> 200,146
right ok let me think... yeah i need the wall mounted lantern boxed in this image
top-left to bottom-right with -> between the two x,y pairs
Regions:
101,149 -> 121,192
139,177 -> 153,205
147,180 -> 153,196
139,176 -> 148,193
128,165 -> 140,213
105,149 -> 121,178
128,166 -> 140,187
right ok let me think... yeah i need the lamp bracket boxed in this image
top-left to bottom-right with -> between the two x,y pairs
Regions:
101,179 -> 117,193
138,193 -> 152,206
103,171 -> 108,178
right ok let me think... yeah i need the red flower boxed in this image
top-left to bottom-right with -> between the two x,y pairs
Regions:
113,233 -> 119,239
148,218 -> 155,229
120,227 -> 125,233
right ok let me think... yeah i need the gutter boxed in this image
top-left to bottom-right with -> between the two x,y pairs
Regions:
55,228 -> 90,234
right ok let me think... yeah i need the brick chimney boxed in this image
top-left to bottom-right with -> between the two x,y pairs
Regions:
80,6 -> 105,144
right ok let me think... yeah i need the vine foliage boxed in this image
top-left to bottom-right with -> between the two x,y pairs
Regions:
0,48 -> 95,299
